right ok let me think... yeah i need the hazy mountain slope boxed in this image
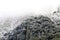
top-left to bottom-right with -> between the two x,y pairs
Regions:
0,17 -> 23,38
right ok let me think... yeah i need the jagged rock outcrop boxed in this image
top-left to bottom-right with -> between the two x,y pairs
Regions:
1,16 -> 60,40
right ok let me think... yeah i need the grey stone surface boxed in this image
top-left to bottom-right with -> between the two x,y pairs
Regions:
1,16 -> 60,40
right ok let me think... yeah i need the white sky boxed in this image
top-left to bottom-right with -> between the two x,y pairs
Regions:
0,0 -> 60,17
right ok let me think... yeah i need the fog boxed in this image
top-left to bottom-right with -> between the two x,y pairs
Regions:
0,0 -> 60,17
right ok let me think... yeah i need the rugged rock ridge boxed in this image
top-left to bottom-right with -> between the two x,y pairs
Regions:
1,15 -> 60,40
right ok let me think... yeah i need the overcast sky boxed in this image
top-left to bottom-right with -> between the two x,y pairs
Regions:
0,0 -> 60,17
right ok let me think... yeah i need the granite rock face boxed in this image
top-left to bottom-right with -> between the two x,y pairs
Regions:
1,16 -> 60,40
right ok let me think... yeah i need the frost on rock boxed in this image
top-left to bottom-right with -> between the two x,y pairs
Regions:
51,7 -> 60,27
1,15 -> 60,40
0,17 -> 23,38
